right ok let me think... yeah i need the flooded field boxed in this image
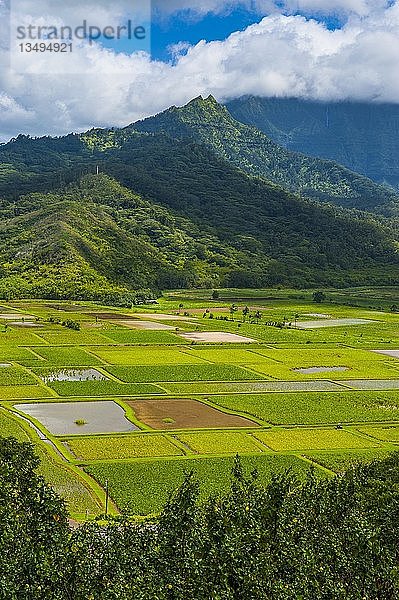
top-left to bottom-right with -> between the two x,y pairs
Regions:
8,322 -> 41,328
179,332 -> 256,343
113,320 -> 175,330
15,401 -> 138,435
373,350 -> 399,359
296,318 -> 374,329
344,379 -> 399,390
0,313 -> 36,320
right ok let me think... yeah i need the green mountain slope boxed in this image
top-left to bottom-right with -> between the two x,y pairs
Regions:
226,96 -> 399,191
0,153 -> 398,298
132,96 -> 398,212
0,99 -> 398,297
0,173 -> 278,298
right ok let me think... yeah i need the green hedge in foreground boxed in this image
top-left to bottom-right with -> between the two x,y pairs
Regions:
1,437 -> 399,600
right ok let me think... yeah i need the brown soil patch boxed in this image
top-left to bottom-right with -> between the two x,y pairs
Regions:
133,313 -> 196,321
127,399 -> 258,430
47,305 -> 87,312
86,313 -> 133,320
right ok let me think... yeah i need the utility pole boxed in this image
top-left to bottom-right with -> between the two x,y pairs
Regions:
105,479 -> 109,516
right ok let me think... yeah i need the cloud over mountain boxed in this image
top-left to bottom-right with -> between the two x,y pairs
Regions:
0,0 -> 397,139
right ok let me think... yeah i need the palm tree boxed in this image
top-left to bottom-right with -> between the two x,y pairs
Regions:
242,306 -> 250,322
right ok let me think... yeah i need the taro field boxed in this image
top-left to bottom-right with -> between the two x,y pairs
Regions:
1,290 -> 399,518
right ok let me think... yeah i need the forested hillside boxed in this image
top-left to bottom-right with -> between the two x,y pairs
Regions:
0,97 -> 398,298
226,96 -> 399,192
133,96 -> 398,212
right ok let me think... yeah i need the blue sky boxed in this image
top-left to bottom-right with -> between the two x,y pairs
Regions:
100,4 -> 344,61
151,8 -> 263,60
97,5 -> 260,57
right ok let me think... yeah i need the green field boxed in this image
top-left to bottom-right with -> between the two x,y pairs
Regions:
247,348 -> 399,380
252,428 -> 380,451
106,364 -> 263,382
0,346 -> 44,363
0,384 -> 53,399
32,347 -> 103,366
101,330 -> 182,345
37,330 -> 112,346
47,380 -> 164,397
210,391 -> 399,425
162,380 -> 341,394
305,449 -> 392,473
0,365 -> 38,386
176,431 -> 267,455
89,347 -> 208,365
0,291 -> 398,518
67,433 -> 183,461
356,425 -> 399,443
86,454 -> 321,515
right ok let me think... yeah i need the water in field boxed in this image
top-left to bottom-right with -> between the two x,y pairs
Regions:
0,313 -> 36,320
293,366 -> 348,374
296,318 -> 374,329
344,379 -> 399,390
179,331 -> 256,343
41,368 -> 108,383
373,350 -> 399,359
15,401 -> 138,435
8,322 -> 41,328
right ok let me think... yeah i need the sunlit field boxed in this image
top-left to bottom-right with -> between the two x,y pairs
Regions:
1,287 -> 399,518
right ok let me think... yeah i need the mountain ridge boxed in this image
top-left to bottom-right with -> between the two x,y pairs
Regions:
226,96 -> 399,194
132,95 -> 398,213
0,98 -> 398,298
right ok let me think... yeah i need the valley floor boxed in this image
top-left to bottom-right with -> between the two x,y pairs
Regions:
1,286 -> 399,519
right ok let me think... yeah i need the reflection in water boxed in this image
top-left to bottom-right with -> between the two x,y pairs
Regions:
15,401 -> 138,435
293,366 -> 348,374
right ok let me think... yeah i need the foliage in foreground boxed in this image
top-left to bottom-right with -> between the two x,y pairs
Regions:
1,437 -> 399,599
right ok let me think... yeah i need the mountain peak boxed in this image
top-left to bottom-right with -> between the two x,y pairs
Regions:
132,94 -> 234,139
175,94 -> 232,122
131,93 -> 398,214
187,94 -> 218,106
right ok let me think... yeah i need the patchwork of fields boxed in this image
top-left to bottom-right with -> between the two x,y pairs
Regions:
1,292 -> 399,518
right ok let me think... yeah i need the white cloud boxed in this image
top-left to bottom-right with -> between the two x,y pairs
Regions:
0,93 -> 35,136
0,1 -> 398,139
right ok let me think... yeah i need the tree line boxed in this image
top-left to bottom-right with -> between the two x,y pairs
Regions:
1,437 -> 399,599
